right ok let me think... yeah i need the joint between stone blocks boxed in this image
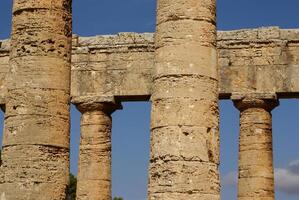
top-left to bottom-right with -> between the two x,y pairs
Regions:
232,93 -> 279,112
72,95 -> 122,114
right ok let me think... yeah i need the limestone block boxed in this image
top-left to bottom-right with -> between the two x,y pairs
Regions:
234,98 -> 278,200
0,0 -> 72,199
1,28 -> 299,102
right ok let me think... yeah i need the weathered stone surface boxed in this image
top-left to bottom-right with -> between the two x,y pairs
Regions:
71,33 -> 154,102
0,25 -> 299,199
218,27 -> 299,98
75,102 -> 119,200
148,0 -> 220,199
1,27 -> 299,103
234,95 -> 279,200
0,0 -> 72,199
0,39 -> 9,106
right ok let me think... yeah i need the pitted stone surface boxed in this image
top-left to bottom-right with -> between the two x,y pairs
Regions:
148,0 -> 220,199
234,97 -> 278,200
76,102 -> 117,200
0,40 -> 9,106
0,0 -> 298,200
1,28 -> 299,104
0,0 -> 72,199
0,24 -> 299,200
71,33 -> 155,102
218,27 -> 299,97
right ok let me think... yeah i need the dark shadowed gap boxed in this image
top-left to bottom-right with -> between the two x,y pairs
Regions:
112,102 -> 151,200
219,100 -> 239,200
272,99 -> 299,200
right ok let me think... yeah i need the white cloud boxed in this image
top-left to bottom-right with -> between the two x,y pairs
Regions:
222,159 -> 299,194
275,159 -> 299,194
289,160 -> 299,174
222,171 -> 237,187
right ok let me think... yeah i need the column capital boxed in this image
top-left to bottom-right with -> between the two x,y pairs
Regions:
232,93 -> 279,112
72,95 -> 122,114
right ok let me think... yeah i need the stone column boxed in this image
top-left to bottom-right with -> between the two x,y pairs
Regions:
148,0 -> 219,199
234,97 -> 278,200
0,0 -> 72,199
76,102 -> 118,200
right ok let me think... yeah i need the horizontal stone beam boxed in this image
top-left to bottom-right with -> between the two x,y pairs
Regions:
70,32 -> 155,103
1,27 -> 299,105
218,27 -> 299,99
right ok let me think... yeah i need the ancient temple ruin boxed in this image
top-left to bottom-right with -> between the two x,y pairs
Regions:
0,0 -> 299,199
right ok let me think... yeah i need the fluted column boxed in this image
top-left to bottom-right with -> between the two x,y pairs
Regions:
0,0 -> 72,199
76,102 -> 119,200
234,97 -> 278,200
148,0 -> 219,199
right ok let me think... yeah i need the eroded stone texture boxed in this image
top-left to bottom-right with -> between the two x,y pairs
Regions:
0,21 -> 299,200
70,28 -> 299,100
148,0 -> 220,199
1,28 -> 299,102
0,40 -> 9,106
234,95 -> 279,200
75,102 -> 120,200
0,0 -> 72,199
71,33 -> 154,102
218,27 -> 299,97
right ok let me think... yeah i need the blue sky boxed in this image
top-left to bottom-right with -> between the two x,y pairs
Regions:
1,0 -> 299,199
